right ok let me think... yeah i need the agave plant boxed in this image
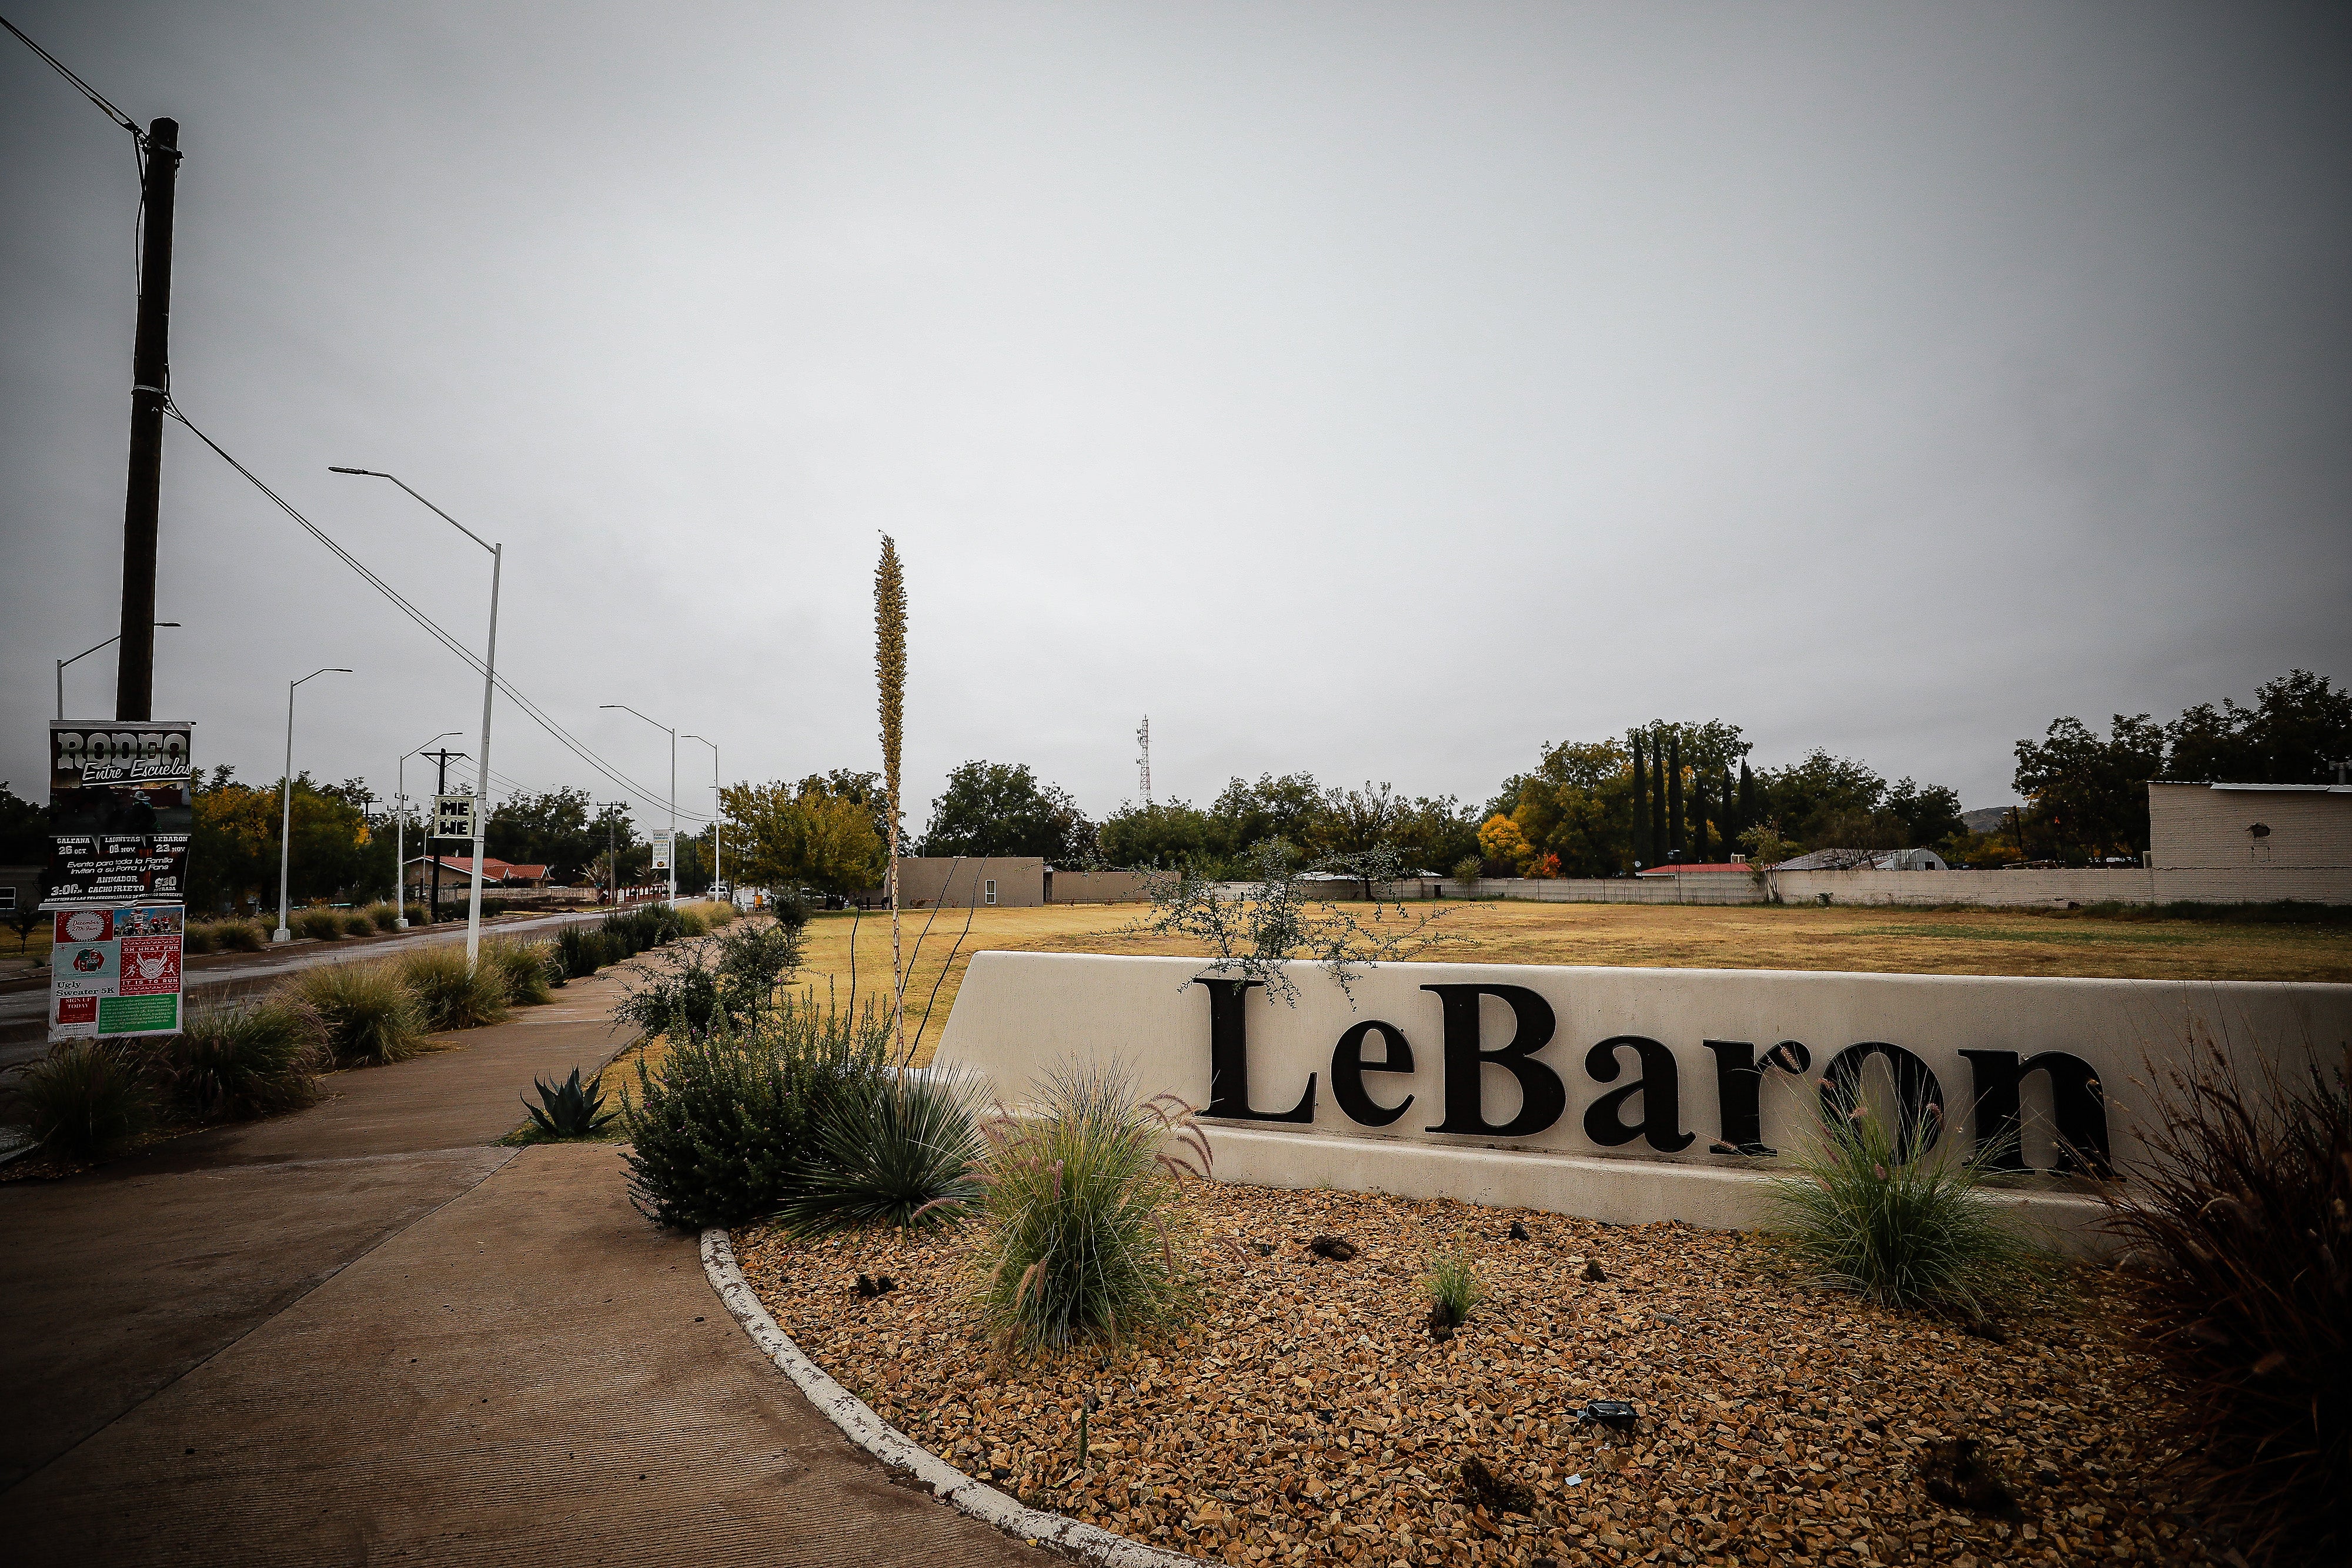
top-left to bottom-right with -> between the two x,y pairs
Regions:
523,1066 -> 620,1138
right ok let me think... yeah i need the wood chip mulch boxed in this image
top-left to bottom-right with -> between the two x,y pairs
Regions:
734,1185 -> 2221,1568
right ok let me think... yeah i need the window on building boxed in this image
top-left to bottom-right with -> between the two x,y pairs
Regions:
984,878 -> 997,905
0,886 -> 16,912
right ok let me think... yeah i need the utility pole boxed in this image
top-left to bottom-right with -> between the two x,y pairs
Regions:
421,746 -> 467,921
116,117 -> 181,721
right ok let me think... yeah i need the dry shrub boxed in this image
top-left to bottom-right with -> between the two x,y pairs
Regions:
293,907 -> 343,941
2103,1039 -> 2350,1564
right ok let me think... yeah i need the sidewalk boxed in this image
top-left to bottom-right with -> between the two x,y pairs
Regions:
0,965 -> 1043,1566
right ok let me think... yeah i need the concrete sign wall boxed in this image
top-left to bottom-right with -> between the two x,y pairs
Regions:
933,953 -> 2352,1256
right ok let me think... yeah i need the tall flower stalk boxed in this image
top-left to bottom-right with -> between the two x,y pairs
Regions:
875,534 -> 908,1066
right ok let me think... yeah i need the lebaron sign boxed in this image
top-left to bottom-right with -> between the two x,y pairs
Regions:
933,953 -> 2352,1256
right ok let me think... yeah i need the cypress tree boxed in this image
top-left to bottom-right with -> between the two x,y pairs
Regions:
1692,770 -> 1711,862
1650,729 -> 1669,866
1722,767 -> 1740,851
1666,731 -> 1685,861
1630,735 -> 1650,868
1737,762 -> 1757,852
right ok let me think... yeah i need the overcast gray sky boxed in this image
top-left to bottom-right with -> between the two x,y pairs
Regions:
6,1 -> 2348,833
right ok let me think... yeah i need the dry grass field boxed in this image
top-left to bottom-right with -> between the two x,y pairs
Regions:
778,898 -> 2351,1065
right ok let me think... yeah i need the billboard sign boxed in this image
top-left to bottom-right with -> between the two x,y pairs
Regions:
433,793 -> 478,842
650,828 -> 673,871
49,905 -> 184,1041
44,721 -> 193,910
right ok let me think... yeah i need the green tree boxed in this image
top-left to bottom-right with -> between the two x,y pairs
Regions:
0,781 -> 46,864
1491,738 -> 1635,877
918,760 -> 1096,863
722,779 -> 886,895
2164,669 -> 2351,784
1098,800 -> 1217,870
1206,773 -> 1323,860
2012,714 -> 2167,861
483,787 -> 608,882
186,771 -> 376,911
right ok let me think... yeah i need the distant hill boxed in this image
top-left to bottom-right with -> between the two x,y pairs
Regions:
1960,806 -> 2020,834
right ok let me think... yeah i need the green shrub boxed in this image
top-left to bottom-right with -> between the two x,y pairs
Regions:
1766,1086 -> 2035,1316
621,993 -> 890,1230
613,917 -> 804,1043
522,1065 -> 620,1139
16,1042 -> 155,1160
602,908 -> 655,957
484,937 -> 553,1007
397,945 -> 510,1031
2101,1043 -> 2349,1563
970,1063 -> 1207,1351
1451,855 -> 1484,887
294,907 -> 344,941
211,918 -> 267,952
150,999 -> 328,1119
182,922 -> 218,955
778,1069 -> 981,1233
1425,1247 -> 1481,1329
286,960 -> 425,1066
365,902 -> 402,932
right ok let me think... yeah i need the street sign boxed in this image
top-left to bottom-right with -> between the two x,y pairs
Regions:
49,905 -> 184,1041
433,793 -> 478,841
649,828 -> 673,871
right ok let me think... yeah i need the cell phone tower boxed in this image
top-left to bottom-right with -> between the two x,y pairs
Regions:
1135,715 -> 1152,804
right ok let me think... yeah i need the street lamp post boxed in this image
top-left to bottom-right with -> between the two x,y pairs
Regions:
602,704 -> 676,907
395,730 -> 462,928
684,733 -> 719,898
276,667 -> 353,942
330,467 -> 500,970
58,623 -> 179,719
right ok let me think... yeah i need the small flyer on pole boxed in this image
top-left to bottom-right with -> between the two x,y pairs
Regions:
49,905 -> 185,1041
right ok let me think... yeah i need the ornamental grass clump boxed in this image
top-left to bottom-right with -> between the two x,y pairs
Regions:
15,1041 -> 154,1160
2101,1041 -> 2350,1565
286,960 -> 425,1066
210,918 -> 268,952
294,907 -> 344,941
483,937 -> 554,1006
777,1068 -> 982,1233
970,1064 -> 1207,1352
151,999 -> 328,1119
339,911 -> 377,938
1425,1246 -> 1482,1331
1767,1084 -> 2035,1318
397,945 -> 510,1031
365,902 -> 402,932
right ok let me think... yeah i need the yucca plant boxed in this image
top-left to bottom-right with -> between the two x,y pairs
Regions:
15,1041 -> 155,1160
397,945 -> 510,1031
1766,1084 -> 2036,1316
286,960 -> 425,1066
523,1066 -> 620,1138
151,999 -> 328,1119
968,1063 -> 1207,1352
1426,1246 -> 1482,1330
483,937 -> 554,1007
2100,1041 -> 2349,1564
778,1069 -> 983,1233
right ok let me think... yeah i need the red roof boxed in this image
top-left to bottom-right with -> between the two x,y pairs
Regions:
412,855 -> 549,882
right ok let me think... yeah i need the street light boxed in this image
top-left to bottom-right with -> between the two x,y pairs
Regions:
58,623 -> 179,719
395,730 -> 463,928
683,733 -> 720,898
276,667 -> 353,942
331,467 -> 500,970
602,703 -> 676,907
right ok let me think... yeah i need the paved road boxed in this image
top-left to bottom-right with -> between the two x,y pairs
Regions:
0,961 -> 1043,1566
0,905 -> 629,1069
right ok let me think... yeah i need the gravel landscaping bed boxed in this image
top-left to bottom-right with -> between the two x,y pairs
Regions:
736,1185 -> 2218,1568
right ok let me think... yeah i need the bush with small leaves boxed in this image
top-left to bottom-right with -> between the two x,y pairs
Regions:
397,945 -> 510,1031
149,999 -> 328,1119
16,1041 -> 154,1161
286,960 -> 425,1066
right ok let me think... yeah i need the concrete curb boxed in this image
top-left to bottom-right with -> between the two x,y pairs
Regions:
699,1229 -> 1202,1568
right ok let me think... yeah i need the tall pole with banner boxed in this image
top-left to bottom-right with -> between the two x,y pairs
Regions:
44,720 -> 193,1042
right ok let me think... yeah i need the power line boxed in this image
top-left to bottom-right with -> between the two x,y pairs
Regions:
162,397 -> 710,824
0,13 -> 148,144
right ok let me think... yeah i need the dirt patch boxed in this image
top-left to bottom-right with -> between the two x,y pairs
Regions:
736,1185 -> 2216,1567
